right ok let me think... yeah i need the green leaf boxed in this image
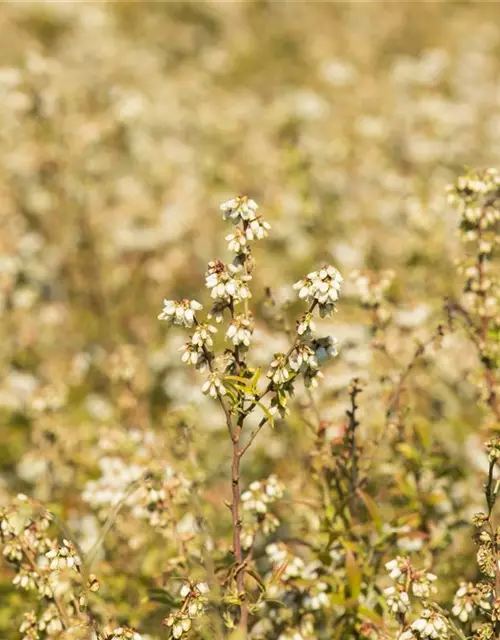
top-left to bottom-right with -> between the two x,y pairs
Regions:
249,367 -> 261,392
269,561 -> 288,584
345,549 -> 361,599
359,606 -> 384,627
396,442 -> 420,462
254,400 -> 275,428
148,588 -> 178,606
247,568 -> 266,592
357,489 -> 382,534
224,375 -> 252,389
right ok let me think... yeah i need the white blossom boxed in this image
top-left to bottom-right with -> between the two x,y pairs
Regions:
297,312 -> 316,336
245,215 -> 271,240
384,586 -> 410,615
220,195 -> 258,224
205,260 -> 251,303
45,539 -> 81,571
225,228 -> 248,253
267,354 -> 290,385
158,299 -> 202,328
202,373 -> 227,399
289,345 -> 317,372
226,315 -> 253,347
409,609 -> 448,639
293,265 -> 343,317
191,323 -> 217,349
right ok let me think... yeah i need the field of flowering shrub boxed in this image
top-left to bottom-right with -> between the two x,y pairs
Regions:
1,2 -> 500,640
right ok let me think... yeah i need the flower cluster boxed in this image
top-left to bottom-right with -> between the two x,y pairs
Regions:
158,299 -> 203,328
180,321 -> 217,371
201,372 -> 227,399
0,494 -> 101,639
205,260 -> 252,303
163,582 -> 209,639
452,582 -> 492,623
6,0 -> 500,635
220,196 -> 259,224
241,474 -> 284,514
350,269 -> 395,328
385,557 -> 437,598
46,538 -> 81,571
226,314 -> 253,348
399,609 -> 448,639
293,265 -> 343,318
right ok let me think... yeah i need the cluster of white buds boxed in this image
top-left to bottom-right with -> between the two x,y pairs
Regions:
259,264 -> 342,397
192,322 -> 217,349
13,566 -> 40,593
205,260 -> 251,303
303,582 -> 330,611
158,299 -> 203,328
399,609 -> 448,639
220,196 -> 259,224
225,221 -> 270,252
411,569 -> 438,599
241,474 -> 284,514
221,196 -> 270,268
246,215 -> 270,241
45,538 -> 81,571
180,342 -> 210,370
293,265 -> 343,317
163,582 -> 209,639
385,557 -> 437,599
2,494 -> 107,639
289,344 -> 323,389
385,586 -> 411,616
180,321 -> 217,371
448,168 -> 500,229
289,344 -> 318,373
1,497 -> 59,591
449,169 -> 500,324
38,604 -> 64,636
226,314 -> 253,348
240,475 -> 283,549
297,312 -> 316,336
201,372 -> 227,399
19,611 -> 38,640
451,582 -> 492,623
267,353 -> 290,385
226,227 -> 248,254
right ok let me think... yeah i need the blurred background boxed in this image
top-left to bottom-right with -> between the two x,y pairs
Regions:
1,1 -> 500,635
